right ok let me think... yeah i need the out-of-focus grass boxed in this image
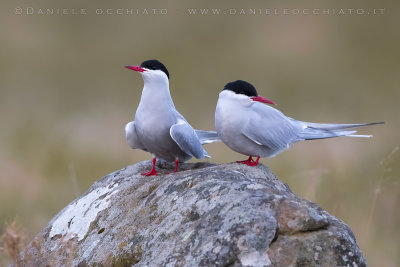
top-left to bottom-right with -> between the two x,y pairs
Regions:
1,0 -> 399,265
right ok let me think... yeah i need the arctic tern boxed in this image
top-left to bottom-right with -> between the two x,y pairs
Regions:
215,80 -> 383,166
125,59 -> 218,175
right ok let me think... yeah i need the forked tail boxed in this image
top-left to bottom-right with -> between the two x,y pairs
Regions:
297,121 -> 384,140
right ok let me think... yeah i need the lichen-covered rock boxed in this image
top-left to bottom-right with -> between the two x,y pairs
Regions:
16,161 -> 366,266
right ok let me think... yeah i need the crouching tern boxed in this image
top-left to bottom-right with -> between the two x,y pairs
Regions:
125,59 -> 219,176
215,80 -> 383,166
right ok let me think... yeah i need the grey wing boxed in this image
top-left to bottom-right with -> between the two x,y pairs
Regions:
194,130 -> 221,144
242,104 -> 302,151
125,121 -> 147,151
170,121 -> 210,159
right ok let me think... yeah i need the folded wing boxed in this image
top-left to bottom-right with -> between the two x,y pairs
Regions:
241,104 -> 301,151
170,121 -> 210,159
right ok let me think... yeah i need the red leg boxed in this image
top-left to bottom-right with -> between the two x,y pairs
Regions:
236,156 -> 253,165
167,158 -> 179,174
141,157 -> 158,176
247,156 -> 260,166
174,158 -> 179,173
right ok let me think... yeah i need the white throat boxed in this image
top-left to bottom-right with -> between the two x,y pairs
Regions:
138,73 -> 175,112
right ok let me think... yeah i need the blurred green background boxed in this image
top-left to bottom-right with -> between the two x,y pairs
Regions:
1,0 -> 399,265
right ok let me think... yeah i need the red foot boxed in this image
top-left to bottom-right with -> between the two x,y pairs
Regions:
246,161 -> 259,167
236,156 -> 260,167
141,157 -> 158,176
141,169 -> 158,176
236,156 -> 253,165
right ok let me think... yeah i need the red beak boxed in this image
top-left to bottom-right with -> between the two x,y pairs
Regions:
251,95 -> 276,105
125,65 -> 146,72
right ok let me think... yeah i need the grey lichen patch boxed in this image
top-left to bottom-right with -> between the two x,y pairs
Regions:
184,209 -> 201,222
130,235 -> 144,247
16,161 -> 366,267
164,179 -> 195,195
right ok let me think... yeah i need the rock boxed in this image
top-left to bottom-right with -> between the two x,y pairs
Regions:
16,161 -> 366,266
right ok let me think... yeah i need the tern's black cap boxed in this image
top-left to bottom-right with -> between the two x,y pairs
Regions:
223,80 -> 258,97
140,59 -> 169,79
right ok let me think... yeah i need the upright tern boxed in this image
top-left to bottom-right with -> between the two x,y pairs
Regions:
215,80 -> 383,166
125,59 -> 218,175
